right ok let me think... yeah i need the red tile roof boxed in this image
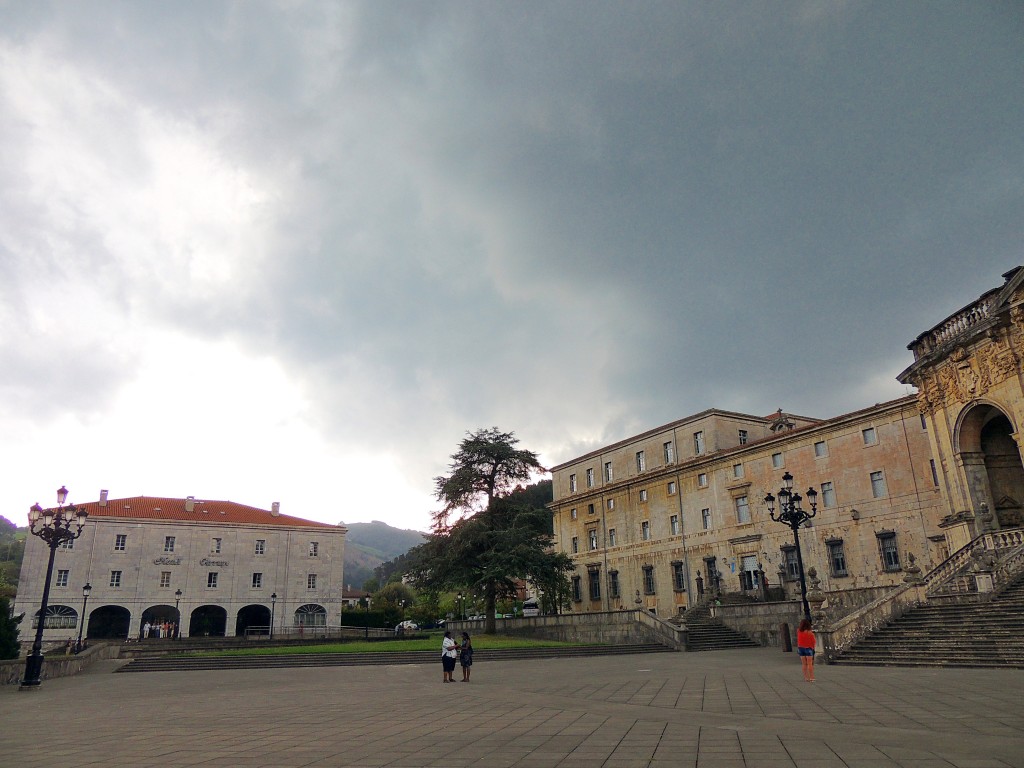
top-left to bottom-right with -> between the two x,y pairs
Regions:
74,496 -> 341,530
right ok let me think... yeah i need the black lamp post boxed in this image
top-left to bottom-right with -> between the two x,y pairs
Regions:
21,486 -> 89,689
76,583 -> 92,653
764,472 -> 818,622
457,592 -> 464,621
174,589 -> 183,639
270,592 -> 277,638
363,594 -> 370,640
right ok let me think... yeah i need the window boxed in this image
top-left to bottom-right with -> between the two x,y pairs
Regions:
698,472 -> 708,488
672,562 -> 686,591
307,574 -> 317,590
211,537 -> 222,554
56,569 -> 69,587
636,450 -> 646,473
570,508 -> 578,520
607,498 -> 615,510
738,429 -> 748,445
641,521 -> 651,541
870,471 -> 888,498
735,495 -> 750,523
694,431 -> 705,454
814,441 -> 827,458
664,441 -> 675,463
160,571 -> 171,588
110,570 -> 122,588
639,489 -> 648,503
571,536 -> 579,554
114,534 -> 127,551
667,481 -> 676,495
252,572 -> 263,588
604,461 -> 613,482
670,514 -> 680,535
255,539 -> 266,555
586,468 -> 594,488
878,532 -> 900,571
930,459 -> 939,487
588,529 -> 598,550
820,481 -> 837,508
35,606 -> 78,629
781,547 -> 799,580
207,572 -> 219,588
569,474 -> 578,493
608,528 -> 617,546
862,427 -> 877,445
571,576 -> 582,602
733,463 -> 744,478
609,570 -> 620,599
920,413 -> 927,430
701,508 -> 712,530
642,565 -> 656,594
587,503 -> 595,515
588,568 -> 601,601
772,452 -> 783,468
309,541 -> 319,557
827,540 -> 848,577
58,538 -> 74,550
164,536 -> 175,553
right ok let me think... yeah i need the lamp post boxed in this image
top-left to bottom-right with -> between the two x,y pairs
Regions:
75,583 -> 92,653
764,472 -> 818,622
363,594 -> 370,640
174,589 -> 183,639
270,593 -> 277,638
21,486 -> 89,689
457,592 -> 465,621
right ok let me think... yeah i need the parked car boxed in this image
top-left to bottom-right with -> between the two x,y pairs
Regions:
395,620 -> 419,632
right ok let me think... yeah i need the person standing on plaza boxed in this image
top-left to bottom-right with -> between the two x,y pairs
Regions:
441,630 -> 459,683
797,618 -> 816,682
459,632 -> 473,682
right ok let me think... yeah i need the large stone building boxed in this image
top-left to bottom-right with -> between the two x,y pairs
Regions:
551,267 -> 1024,617
15,492 -> 346,642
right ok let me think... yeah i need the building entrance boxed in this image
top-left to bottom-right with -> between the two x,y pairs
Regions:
958,404 -> 1024,528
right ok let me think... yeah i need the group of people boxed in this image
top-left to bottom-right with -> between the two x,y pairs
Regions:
441,631 -> 473,682
141,620 -> 177,640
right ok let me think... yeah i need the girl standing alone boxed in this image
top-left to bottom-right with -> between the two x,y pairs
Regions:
797,618 -> 816,682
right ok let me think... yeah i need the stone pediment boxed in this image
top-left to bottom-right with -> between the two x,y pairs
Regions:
994,495 -> 1021,510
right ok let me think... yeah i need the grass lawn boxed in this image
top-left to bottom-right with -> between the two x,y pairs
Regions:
174,635 -> 589,658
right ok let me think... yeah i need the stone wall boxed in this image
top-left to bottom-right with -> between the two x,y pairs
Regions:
1,642 -> 120,686
450,610 -> 686,649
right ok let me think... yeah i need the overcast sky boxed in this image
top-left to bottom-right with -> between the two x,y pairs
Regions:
1,1 -> 1021,531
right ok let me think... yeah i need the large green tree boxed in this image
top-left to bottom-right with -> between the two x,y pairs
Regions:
0,597 -> 22,659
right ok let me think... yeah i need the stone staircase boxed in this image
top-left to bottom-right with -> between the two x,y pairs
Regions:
681,604 -> 760,652
834,572 -> 1024,668
116,643 -> 672,673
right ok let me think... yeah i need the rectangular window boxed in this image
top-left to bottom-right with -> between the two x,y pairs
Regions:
772,452 -> 783,468
56,569 -> 69,587
586,468 -> 594,488
110,570 -> 122,588
588,569 -> 601,601
571,536 -> 579,554
569,474 -> 578,493
670,514 -> 680,535
641,521 -> 651,541
609,570 -> 620,599
604,461 -> 613,482
814,441 -> 827,458
738,429 -> 748,445
309,541 -> 319,557
642,566 -> 656,595
862,427 -> 877,445
252,572 -> 263,588
735,495 -> 751,523
733,463 -> 744,478
588,529 -> 598,550
255,539 -> 266,555
639,489 -> 648,502
570,508 -> 578,520
307,574 -> 317,590
698,472 -> 708,488
636,450 -> 646,472
694,431 -> 705,454
701,508 -> 711,530
664,441 -> 675,463
607,498 -> 615,510
608,528 -> 617,546
827,541 -> 848,577
878,533 -> 900,571
672,562 -> 686,591
781,547 -> 799,580
930,459 -> 939,486
58,538 -> 74,550
164,536 -> 175,553
587,503 -> 595,515
211,537 -> 222,554
667,481 -> 676,495
114,534 -> 126,551
820,481 -> 837,508
160,571 -> 171,588
920,413 -> 927,430
870,471 -> 888,498
571,576 -> 582,602
207,572 -> 218,589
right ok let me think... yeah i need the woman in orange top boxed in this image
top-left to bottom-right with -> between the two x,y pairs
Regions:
797,618 -> 816,682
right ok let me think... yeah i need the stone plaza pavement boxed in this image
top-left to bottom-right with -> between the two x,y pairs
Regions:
2,647 -> 1023,768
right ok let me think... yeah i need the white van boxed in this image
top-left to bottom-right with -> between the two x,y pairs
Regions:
521,597 -> 540,617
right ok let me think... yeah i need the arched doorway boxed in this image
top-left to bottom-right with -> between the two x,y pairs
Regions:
958,403 -> 1024,528
140,604 -> 180,639
189,605 -> 228,637
235,604 -> 271,636
87,605 -> 132,639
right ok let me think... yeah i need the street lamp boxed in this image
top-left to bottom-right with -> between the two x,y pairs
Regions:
174,589 -> 183,640
76,583 -> 92,653
21,486 -> 89,689
363,594 -> 370,640
270,592 -> 277,638
457,592 -> 465,621
764,471 -> 818,622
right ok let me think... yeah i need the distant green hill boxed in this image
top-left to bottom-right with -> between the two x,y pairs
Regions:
342,521 -> 425,591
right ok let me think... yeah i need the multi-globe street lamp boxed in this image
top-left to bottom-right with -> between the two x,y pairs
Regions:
363,594 -> 370,640
174,589 -> 183,640
270,592 -> 277,638
457,592 -> 465,621
75,583 -> 91,653
21,486 -> 89,689
764,472 -> 818,622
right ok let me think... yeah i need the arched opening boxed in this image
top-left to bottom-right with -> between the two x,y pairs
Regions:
32,605 -> 77,630
294,604 -> 327,627
235,604 -> 271,636
87,605 -> 132,639
189,605 -> 228,637
140,604 -> 180,639
957,403 -> 1024,528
